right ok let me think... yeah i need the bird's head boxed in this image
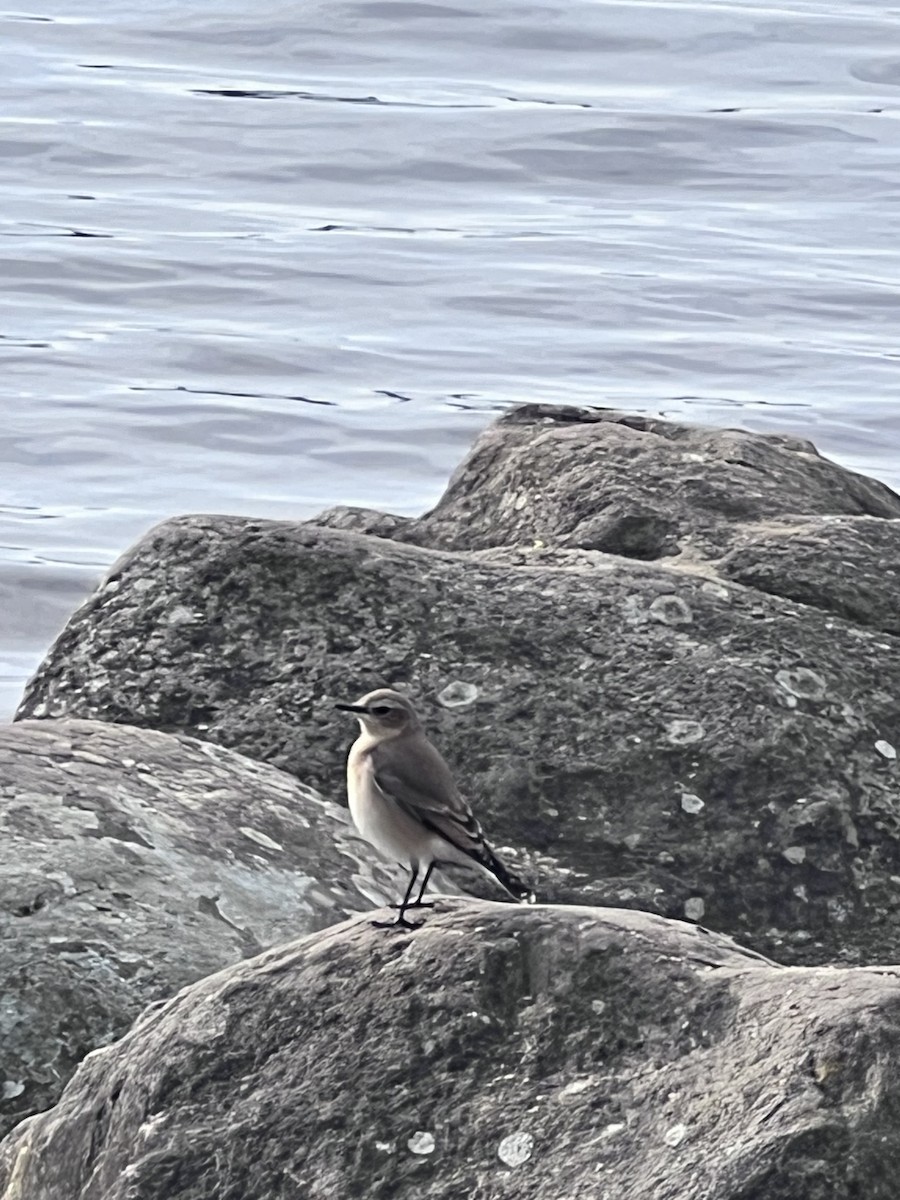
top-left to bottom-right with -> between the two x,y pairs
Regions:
335,688 -> 421,740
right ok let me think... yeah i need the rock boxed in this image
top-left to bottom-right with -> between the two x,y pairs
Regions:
0,718 -> 420,1138
312,505 -> 413,540
393,404 -> 900,556
719,514 -> 900,635
14,406 -> 900,968
2,901 -> 900,1200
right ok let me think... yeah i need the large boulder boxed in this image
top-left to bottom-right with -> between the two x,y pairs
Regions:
2,900 -> 899,1200
320,406 -> 900,637
13,406 -> 900,967
0,718 -> 417,1137
389,405 -> 900,556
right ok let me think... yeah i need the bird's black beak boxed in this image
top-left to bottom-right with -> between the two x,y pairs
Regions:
335,702 -> 368,714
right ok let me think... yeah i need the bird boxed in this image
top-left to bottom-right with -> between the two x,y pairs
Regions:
335,687 -> 535,928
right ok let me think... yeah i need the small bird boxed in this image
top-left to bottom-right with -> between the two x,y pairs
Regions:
335,687 -> 535,927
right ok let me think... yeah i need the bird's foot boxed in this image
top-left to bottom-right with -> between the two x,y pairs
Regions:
389,900 -> 435,910
372,914 -> 424,930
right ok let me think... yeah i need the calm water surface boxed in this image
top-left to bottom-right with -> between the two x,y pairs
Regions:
3,0 -> 900,716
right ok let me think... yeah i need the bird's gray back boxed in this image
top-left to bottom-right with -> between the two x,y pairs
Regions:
371,732 -> 466,817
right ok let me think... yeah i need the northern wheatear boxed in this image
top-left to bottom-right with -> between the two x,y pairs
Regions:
336,687 -> 535,927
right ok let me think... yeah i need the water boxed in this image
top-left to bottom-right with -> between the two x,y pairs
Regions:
4,0 -> 900,719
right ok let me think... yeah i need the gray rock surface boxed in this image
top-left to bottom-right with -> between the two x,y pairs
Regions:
391,404 -> 900,556
14,405 -> 900,968
312,504 -> 413,540
0,718 -> 418,1138
2,900 -> 899,1200
719,513 -> 900,636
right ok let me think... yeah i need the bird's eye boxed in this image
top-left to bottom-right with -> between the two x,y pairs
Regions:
371,705 -> 393,717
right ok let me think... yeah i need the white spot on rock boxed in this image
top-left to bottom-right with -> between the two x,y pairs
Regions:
684,897 -> 705,921
666,719 -> 705,746
775,668 -> 826,701
407,1131 -> 435,1155
601,1122 -> 626,1139
1,1081 -> 24,1100
437,681 -> 479,709
167,605 -> 200,626
559,1077 -> 595,1098
875,740 -> 897,761
591,999 -> 607,1015
498,1131 -> 534,1167
664,1122 -> 688,1148
700,580 -> 730,601
239,827 -> 283,852
783,846 -> 806,865
680,793 -> 705,814
139,1111 -> 167,1140
649,595 -> 693,626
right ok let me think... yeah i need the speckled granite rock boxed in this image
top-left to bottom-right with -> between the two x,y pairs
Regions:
0,718 -> 422,1138
391,404 -> 900,558
718,513 -> 900,636
14,406 -> 900,969
2,901 -> 899,1200
311,504 -> 413,540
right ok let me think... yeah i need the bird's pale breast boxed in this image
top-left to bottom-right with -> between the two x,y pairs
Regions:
346,739 -> 438,868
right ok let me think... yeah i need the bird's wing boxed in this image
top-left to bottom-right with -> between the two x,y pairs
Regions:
373,733 -> 535,904
371,735 -> 485,857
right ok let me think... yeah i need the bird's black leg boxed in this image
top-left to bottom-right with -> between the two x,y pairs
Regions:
374,866 -> 423,929
407,860 -> 436,909
387,867 -> 418,910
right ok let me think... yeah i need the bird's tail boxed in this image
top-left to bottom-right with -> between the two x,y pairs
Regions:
479,843 -> 536,905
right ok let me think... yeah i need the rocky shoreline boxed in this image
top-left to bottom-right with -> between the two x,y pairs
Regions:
3,405 -> 900,1197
